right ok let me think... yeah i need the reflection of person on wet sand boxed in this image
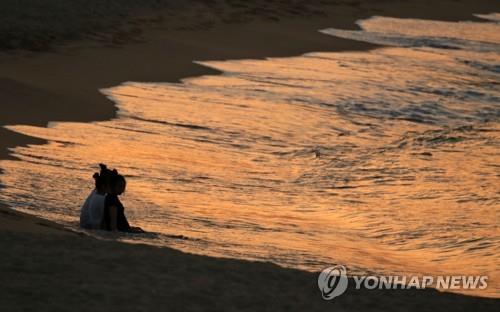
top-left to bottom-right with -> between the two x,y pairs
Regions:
80,164 -> 144,233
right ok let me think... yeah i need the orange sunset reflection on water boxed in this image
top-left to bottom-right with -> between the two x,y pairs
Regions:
1,16 -> 499,297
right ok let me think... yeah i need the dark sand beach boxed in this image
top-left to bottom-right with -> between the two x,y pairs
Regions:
1,203 -> 499,311
1,0 -> 500,310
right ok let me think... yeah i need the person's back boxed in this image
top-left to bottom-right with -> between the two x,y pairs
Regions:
80,170 -> 107,229
80,189 -> 105,229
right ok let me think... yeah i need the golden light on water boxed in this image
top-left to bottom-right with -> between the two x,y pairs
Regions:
1,16 -> 499,297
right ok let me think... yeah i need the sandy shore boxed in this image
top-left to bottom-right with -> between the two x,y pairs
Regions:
1,0 -> 500,310
1,203 -> 499,311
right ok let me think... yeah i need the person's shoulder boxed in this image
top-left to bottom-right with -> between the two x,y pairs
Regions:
91,189 -> 105,199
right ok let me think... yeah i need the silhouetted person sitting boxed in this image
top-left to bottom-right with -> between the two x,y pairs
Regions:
80,164 -> 111,229
80,164 -> 144,233
102,170 -> 144,233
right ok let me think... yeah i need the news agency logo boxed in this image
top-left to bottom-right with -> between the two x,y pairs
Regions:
318,265 -> 489,301
317,265 -> 349,300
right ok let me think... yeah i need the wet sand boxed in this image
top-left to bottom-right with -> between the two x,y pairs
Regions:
1,0 -> 500,310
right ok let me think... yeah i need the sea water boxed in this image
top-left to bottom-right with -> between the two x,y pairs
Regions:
1,15 -> 499,297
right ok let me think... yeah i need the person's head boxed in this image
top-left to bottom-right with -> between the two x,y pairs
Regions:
92,164 -> 111,194
93,164 -> 122,195
109,172 -> 126,196
93,172 -> 106,194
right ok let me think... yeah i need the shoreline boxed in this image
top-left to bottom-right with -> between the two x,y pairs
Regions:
1,0 -> 499,160
1,0 -> 500,309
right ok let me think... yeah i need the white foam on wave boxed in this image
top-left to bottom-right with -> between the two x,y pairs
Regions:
320,15 -> 500,52
475,12 -> 500,23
